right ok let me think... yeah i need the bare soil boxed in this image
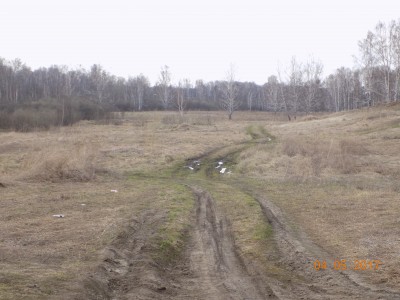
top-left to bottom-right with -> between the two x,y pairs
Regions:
254,196 -> 400,299
75,147 -> 400,299
75,188 -> 273,300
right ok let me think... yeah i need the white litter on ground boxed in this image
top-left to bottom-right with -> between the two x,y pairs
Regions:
110,189 -> 118,193
215,165 -> 221,169
53,214 -> 64,218
188,166 -> 194,170
218,161 -> 223,165
220,168 -> 227,174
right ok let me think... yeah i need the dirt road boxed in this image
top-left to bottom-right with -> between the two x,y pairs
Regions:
78,139 -> 400,299
173,187 -> 274,300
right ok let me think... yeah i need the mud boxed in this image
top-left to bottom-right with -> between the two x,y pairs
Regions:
76,188 -> 277,299
75,139 -> 400,299
173,187 -> 275,299
254,195 -> 400,299
77,209 -> 178,300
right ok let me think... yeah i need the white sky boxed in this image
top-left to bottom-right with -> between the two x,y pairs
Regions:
1,0 -> 399,85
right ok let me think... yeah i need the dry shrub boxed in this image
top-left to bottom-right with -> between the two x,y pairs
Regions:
300,115 -> 319,121
161,114 -> 186,125
339,139 -> 369,156
22,142 -> 97,182
366,112 -> 388,120
281,137 -> 369,176
189,114 -> 216,126
282,137 -> 309,157
161,114 -> 215,126
131,114 -> 150,127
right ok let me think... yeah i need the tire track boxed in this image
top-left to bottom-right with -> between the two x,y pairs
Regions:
176,187 -> 274,299
255,195 -> 400,299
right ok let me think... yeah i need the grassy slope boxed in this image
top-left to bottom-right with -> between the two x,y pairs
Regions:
235,105 -> 400,288
1,107 -> 399,297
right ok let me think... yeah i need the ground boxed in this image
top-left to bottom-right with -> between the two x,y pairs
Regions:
0,108 -> 399,299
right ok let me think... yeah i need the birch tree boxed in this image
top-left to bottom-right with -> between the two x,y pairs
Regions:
288,57 -> 303,117
157,65 -> 171,110
220,64 -> 239,120
176,81 -> 186,116
304,58 -> 323,113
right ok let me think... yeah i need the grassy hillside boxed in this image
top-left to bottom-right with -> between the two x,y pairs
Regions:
0,107 -> 399,298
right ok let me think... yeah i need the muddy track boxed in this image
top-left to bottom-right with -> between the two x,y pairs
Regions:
77,210 -> 178,300
77,188 -> 275,300
254,196 -> 400,299
173,187 -> 275,299
77,137 -> 400,299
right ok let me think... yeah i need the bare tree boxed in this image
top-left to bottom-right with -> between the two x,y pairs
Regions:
176,81 -> 186,117
220,64 -> 239,120
182,78 -> 192,100
374,21 -> 394,102
358,20 -> 400,104
304,57 -> 323,113
157,65 -> 171,110
287,57 -> 303,118
90,64 -> 108,103
133,74 -> 149,111
277,66 -> 289,113
266,75 -> 280,113
391,21 -> 400,101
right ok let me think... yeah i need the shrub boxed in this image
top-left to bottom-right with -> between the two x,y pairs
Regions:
22,143 -> 97,182
281,136 -> 368,176
0,98 -> 113,131
13,107 -> 58,131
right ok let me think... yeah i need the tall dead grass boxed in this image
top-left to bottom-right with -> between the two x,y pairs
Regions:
21,142 -> 97,182
281,137 -> 370,176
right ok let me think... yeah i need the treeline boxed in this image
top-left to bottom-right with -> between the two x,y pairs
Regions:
1,20 -> 400,130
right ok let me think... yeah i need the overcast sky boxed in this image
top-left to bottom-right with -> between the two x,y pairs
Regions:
1,0 -> 399,85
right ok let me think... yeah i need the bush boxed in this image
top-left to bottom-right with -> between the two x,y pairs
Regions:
22,142 -> 97,182
0,110 -> 12,129
281,137 -> 368,176
13,107 -> 58,131
0,98 -> 113,131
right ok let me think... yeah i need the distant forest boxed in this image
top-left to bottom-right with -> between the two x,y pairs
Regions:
1,20 -> 400,130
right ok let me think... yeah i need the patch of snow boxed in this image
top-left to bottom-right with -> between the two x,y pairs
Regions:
53,214 -> 65,218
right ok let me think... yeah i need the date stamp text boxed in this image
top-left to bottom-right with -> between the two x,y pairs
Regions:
313,259 -> 382,271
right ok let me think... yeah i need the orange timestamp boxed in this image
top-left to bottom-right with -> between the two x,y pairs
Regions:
313,259 -> 382,271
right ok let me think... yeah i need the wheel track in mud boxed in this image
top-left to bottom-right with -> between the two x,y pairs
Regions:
79,136 -> 400,299
253,195 -> 400,299
173,187 -> 275,300
179,138 -> 400,299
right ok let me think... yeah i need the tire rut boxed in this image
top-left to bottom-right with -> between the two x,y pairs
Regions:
255,195 -> 400,299
175,187 -> 273,300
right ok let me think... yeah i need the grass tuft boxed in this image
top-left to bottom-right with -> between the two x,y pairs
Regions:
21,142 -> 97,182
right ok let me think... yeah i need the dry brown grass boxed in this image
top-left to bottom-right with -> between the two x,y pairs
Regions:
279,136 -> 370,176
0,111 -> 251,298
20,142 -> 97,182
235,104 -> 400,289
1,107 -> 400,296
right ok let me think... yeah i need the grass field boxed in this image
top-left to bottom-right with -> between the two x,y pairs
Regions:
1,107 -> 399,298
